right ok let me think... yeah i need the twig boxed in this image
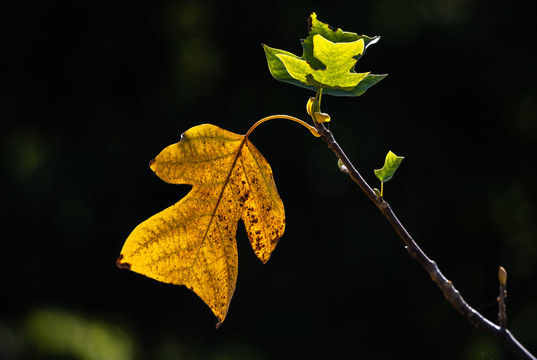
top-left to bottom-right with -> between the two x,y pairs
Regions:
314,122 -> 536,360
499,266 -> 508,329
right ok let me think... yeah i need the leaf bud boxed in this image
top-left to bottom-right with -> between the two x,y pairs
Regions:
314,112 -> 331,123
337,158 -> 348,174
306,97 -> 316,117
498,266 -> 507,285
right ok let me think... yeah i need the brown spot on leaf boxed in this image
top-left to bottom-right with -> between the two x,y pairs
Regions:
238,191 -> 250,204
116,255 -> 131,270
118,124 -> 285,326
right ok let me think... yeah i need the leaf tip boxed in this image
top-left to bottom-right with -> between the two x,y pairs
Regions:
261,254 -> 272,265
369,35 -> 381,46
149,158 -> 156,171
307,12 -> 315,31
116,254 -> 131,270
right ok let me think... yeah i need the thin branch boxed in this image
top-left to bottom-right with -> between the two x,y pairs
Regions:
499,266 -> 508,329
246,114 -> 320,138
314,122 -> 536,360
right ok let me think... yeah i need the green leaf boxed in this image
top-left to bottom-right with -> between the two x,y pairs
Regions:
302,13 -> 380,68
263,12 -> 387,96
374,151 -> 404,183
277,35 -> 370,90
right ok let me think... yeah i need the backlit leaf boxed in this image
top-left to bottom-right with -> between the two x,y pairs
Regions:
374,151 -> 404,183
117,124 -> 285,326
277,35 -> 369,90
263,12 -> 387,96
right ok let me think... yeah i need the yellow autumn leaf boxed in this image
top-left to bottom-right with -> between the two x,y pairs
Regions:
117,124 -> 285,327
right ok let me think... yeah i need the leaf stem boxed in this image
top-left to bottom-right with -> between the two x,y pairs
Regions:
313,121 -> 536,360
316,88 -> 324,110
246,115 -> 320,138
380,181 -> 384,197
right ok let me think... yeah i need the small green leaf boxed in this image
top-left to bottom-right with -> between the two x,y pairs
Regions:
374,151 -> 404,183
263,12 -> 386,97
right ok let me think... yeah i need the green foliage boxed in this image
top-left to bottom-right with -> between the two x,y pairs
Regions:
263,12 -> 386,96
25,309 -> 134,360
277,35 -> 370,89
374,151 -> 404,183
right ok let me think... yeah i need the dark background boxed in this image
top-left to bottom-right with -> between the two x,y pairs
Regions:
2,0 -> 537,359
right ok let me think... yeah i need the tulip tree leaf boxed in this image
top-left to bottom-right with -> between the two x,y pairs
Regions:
374,151 -> 404,183
117,124 -> 285,327
263,12 -> 386,96
277,35 -> 370,90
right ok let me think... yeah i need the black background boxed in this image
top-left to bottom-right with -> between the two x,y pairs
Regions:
2,0 -> 537,359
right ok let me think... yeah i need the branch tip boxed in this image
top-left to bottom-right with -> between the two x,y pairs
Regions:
498,266 -> 508,329
499,266 -> 507,285
316,119 -> 536,359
